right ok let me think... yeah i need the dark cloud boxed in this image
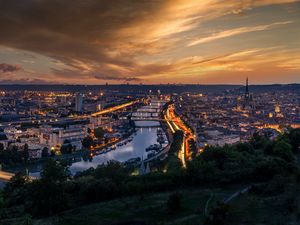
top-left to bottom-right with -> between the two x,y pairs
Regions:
94,75 -> 142,82
0,0 -> 173,81
0,0 -> 299,83
0,78 -> 55,84
0,63 -> 21,73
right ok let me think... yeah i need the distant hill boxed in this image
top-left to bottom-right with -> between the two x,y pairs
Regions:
0,84 -> 299,94
238,83 -> 300,93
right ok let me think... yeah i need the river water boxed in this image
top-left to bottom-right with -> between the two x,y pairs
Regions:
26,121 -> 164,176
69,122 -> 161,174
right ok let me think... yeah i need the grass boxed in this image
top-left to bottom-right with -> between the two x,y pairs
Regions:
31,188 -> 236,225
7,185 -> 296,225
227,191 -> 299,225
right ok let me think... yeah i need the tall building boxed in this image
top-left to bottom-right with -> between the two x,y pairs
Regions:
243,77 -> 254,109
245,77 -> 250,101
75,93 -> 83,112
275,104 -> 281,113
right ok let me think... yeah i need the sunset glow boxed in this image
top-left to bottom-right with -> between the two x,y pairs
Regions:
0,0 -> 299,84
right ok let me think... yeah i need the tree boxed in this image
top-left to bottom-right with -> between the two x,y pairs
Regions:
23,144 -> 29,163
41,159 -> 69,183
287,128 -> 300,152
273,140 -> 294,162
82,136 -> 93,149
0,192 -> 5,218
60,143 -> 73,154
167,192 -> 182,213
5,172 -> 29,192
250,132 -> 269,149
94,127 -> 105,140
50,149 -> 56,156
30,160 -> 70,215
0,143 -> 4,151
93,161 -> 126,184
22,214 -> 32,225
205,202 -> 231,225
41,147 -> 49,158
3,172 -> 29,207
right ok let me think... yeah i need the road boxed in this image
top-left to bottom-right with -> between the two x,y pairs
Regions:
164,105 -> 195,167
0,171 -> 36,182
165,105 -> 194,167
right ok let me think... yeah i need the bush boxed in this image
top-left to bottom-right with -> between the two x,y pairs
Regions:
167,192 -> 182,213
205,201 -> 231,225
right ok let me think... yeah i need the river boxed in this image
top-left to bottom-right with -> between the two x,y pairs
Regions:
25,120 -> 165,176
69,121 -> 162,174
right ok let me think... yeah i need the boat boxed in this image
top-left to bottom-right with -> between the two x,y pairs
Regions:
146,144 -> 161,152
124,157 -> 141,165
147,152 -> 156,159
117,143 -> 123,147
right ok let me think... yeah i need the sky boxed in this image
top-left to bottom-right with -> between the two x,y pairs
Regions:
0,0 -> 299,85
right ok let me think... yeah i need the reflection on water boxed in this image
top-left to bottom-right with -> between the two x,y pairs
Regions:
134,120 -> 160,127
21,121 -> 163,177
69,127 -> 159,174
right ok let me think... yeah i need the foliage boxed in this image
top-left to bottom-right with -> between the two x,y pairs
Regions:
186,138 -> 296,184
94,127 -> 105,140
60,142 -> 73,154
81,136 -> 94,149
1,129 -> 300,220
204,202 -> 231,225
286,128 -> 300,152
167,192 -> 182,213
169,130 -> 184,154
28,159 -> 70,215
23,144 -> 29,163
41,147 -> 49,158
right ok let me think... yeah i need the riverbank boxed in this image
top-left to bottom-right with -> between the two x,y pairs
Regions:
68,124 -> 164,174
4,128 -> 137,176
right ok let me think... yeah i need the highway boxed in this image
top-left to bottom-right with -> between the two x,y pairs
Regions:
165,105 -> 195,167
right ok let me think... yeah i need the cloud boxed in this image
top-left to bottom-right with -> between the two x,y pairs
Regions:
0,0 -> 299,83
0,78 -> 55,84
0,63 -> 21,73
188,21 -> 293,46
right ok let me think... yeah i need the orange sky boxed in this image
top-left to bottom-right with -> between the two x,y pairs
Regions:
0,0 -> 299,84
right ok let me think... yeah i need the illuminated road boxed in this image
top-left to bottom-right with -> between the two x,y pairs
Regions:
165,105 -> 195,167
0,171 -> 36,182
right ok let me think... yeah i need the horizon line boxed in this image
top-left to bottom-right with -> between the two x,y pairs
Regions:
0,83 -> 299,86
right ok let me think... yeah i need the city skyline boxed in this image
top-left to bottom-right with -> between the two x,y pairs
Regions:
0,0 -> 300,85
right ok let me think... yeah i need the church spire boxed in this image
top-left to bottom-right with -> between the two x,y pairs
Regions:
245,77 -> 250,100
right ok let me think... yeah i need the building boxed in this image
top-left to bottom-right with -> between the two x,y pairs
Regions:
40,125 -> 86,151
206,134 -> 240,147
75,93 -> 83,112
243,77 -> 254,109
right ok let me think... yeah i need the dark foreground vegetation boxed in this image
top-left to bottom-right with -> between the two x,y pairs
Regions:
0,128 -> 300,225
